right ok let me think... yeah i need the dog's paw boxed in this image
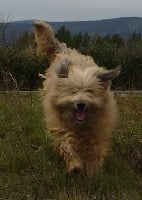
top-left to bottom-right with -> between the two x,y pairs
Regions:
68,159 -> 82,174
86,161 -> 101,178
71,167 -> 81,174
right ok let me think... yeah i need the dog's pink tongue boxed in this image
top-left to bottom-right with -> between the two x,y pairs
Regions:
76,111 -> 86,121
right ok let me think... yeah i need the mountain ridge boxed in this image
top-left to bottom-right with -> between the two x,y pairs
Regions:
2,17 -> 142,42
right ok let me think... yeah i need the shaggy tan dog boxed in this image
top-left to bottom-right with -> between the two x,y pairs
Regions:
33,21 -> 120,177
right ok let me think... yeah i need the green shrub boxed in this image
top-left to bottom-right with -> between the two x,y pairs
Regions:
0,47 -> 48,90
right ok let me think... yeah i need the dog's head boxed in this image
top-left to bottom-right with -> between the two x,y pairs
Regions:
52,57 -> 120,125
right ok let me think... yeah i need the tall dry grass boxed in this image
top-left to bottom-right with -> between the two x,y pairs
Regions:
0,91 -> 141,199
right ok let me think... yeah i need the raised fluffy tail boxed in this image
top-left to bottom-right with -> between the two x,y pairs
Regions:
33,20 -> 60,62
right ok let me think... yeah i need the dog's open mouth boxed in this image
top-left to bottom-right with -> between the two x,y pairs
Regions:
74,102 -> 87,123
75,110 -> 86,122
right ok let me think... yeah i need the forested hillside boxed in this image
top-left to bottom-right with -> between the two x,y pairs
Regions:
1,17 -> 142,43
0,22 -> 142,90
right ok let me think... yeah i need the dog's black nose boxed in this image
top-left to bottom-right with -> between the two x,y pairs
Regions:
76,102 -> 87,111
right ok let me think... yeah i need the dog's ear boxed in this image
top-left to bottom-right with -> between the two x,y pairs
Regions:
33,20 -> 46,34
97,66 -> 121,81
55,58 -> 72,78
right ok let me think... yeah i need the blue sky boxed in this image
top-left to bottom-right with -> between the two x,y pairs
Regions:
0,0 -> 142,22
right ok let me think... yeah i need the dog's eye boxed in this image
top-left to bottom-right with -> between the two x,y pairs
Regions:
71,91 -> 77,95
86,89 -> 93,94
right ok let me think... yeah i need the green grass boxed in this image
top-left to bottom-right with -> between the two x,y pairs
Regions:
0,92 -> 142,200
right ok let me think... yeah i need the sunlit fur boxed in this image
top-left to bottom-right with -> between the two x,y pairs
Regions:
33,21 -> 120,177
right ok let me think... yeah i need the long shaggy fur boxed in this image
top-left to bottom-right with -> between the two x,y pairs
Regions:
33,21 -> 120,177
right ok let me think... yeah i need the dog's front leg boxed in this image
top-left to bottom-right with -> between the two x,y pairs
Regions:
85,141 -> 108,177
86,155 -> 104,177
58,131 -> 82,173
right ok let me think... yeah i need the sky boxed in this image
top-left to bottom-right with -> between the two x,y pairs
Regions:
0,0 -> 142,22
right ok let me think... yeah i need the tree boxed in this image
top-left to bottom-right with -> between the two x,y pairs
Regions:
0,17 -> 9,47
71,32 -> 83,49
15,32 -> 34,50
56,26 -> 72,46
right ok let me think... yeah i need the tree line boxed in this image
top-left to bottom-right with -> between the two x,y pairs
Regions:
0,25 -> 142,90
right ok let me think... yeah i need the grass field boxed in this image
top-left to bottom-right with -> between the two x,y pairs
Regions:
0,92 -> 142,200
